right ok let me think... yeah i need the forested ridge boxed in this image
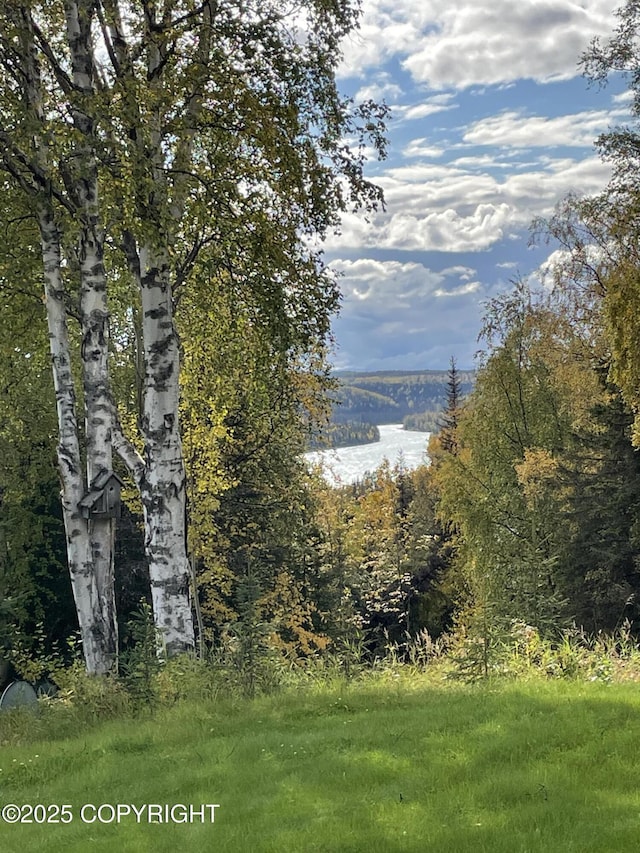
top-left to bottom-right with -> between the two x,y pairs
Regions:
4,0 -> 640,699
329,369 -> 475,426
308,368 -> 475,448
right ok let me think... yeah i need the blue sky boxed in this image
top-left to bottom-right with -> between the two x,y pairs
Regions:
323,0 -> 629,371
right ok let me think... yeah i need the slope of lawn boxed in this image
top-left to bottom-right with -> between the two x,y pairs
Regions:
1,674 -> 640,852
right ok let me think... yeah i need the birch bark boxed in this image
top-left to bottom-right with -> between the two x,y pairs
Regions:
66,0 -> 118,668
108,6 -> 196,654
138,247 -> 194,655
4,2 -> 119,673
39,207 -> 114,674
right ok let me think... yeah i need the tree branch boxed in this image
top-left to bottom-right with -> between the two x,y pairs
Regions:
0,134 -> 76,215
30,17 -> 74,95
112,420 -> 146,487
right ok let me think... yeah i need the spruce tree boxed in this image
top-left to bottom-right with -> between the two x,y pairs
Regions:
560,363 -> 640,631
439,357 -> 464,455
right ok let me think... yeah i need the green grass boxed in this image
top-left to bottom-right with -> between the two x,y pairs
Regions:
1,674 -> 640,851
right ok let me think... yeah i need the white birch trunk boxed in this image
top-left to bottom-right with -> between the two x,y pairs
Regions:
116,236 -> 195,655
79,218 -> 118,668
39,208 -> 114,674
13,2 -> 117,674
66,0 -> 118,669
110,13 -> 195,655
138,245 -> 195,656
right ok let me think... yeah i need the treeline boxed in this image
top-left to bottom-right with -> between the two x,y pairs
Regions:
307,421 -> 380,450
431,286 -> 640,649
419,5 -> 640,656
403,410 -> 441,433
4,285 -> 640,678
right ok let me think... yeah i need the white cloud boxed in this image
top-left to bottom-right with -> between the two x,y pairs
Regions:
434,281 -> 481,297
448,154 -> 516,170
464,108 -> 628,148
340,0 -> 618,89
402,138 -> 444,158
441,265 -> 477,279
329,258 -> 503,370
613,90 -> 634,104
326,153 -> 612,253
354,73 -> 404,103
381,204 -> 514,252
393,93 -> 459,121
330,259 -> 444,311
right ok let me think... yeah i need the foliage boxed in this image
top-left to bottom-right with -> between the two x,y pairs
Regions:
6,623 -> 67,686
436,282 -> 609,639
180,279 -> 332,659
309,458 -> 455,656
0,269 -> 75,657
555,365 -> 640,631
51,663 -> 132,724
438,357 -> 464,454
215,563 -> 277,698
403,409 -> 442,433
119,602 -> 163,707
450,618 -> 640,684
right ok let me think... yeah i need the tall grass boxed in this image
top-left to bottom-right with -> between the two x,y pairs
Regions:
2,623 -> 640,850
1,673 -> 640,852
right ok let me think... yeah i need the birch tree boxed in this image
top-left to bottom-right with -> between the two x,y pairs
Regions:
0,9 -> 117,674
0,0 -> 386,669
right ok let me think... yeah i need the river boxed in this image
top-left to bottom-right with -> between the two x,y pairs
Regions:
304,424 -> 431,485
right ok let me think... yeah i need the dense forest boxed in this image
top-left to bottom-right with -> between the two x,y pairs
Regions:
3,0 -> 640,696
307,420 -> 381,450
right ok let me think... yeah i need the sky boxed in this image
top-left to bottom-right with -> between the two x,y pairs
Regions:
323,0 -> 630,371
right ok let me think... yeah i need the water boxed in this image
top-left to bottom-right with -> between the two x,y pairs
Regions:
304,424 -> 431,485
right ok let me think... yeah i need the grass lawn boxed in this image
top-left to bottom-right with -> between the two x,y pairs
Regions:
1,674 -> 639,852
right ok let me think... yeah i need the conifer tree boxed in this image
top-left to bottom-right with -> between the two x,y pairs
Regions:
439,357 -> 464,455
559,362 -> 640,631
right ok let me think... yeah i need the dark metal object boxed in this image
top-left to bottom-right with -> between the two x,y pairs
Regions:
0,680 -> 38,710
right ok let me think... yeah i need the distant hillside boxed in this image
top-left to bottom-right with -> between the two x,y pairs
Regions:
329,369 -> 475,426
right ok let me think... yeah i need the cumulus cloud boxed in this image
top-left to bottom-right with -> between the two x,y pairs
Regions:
330,259 -> 446,312
340,0 -> 617,89
463,108 -> 629,148
402,138 -> 445,158
325,153 -> 612,254
393,93 -> 459,121
381,204 -> 514,252
329,259 -> 492,369
354,73 -> 404,103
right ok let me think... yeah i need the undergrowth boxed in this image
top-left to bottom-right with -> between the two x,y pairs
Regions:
1,618 -> 640,747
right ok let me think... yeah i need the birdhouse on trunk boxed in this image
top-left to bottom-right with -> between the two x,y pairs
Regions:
78,471 -> 124,520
